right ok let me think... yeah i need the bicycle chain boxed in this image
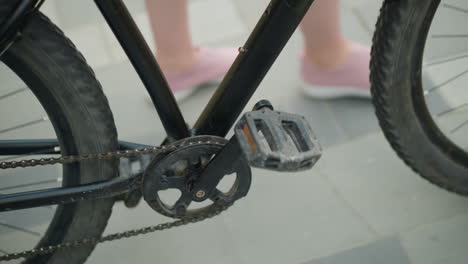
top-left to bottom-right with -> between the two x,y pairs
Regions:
0,137 -> 232,262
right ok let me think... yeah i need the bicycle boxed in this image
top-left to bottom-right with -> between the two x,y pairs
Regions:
0,0 -> 465,263
0,0 -> 322,263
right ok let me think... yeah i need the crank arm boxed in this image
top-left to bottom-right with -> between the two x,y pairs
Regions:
0,173 -> 142,212
190,136 -> 244,202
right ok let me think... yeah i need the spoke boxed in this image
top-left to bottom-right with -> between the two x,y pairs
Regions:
443,3 -> 468,14
425,68 -> 468,95
0,87 -> 28,101
0,116 -> 49,135
424,53 -> 468,67
436,102 -> 468,117
432,34 -> 468,38
0,222 -> 40,237
0,179 -> 56,192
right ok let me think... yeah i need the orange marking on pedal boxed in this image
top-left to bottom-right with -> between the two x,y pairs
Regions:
243,124 -> 257,151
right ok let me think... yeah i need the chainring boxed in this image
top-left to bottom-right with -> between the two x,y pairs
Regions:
142,136 -> 251,218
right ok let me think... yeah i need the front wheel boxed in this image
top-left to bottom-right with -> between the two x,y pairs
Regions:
0,6 -> 118,264
371,0 -> 468,195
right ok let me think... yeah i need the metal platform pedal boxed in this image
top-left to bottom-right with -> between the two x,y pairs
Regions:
234,100 -> 322,172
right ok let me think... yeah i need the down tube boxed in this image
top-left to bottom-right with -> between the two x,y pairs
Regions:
193,0 -> 314,137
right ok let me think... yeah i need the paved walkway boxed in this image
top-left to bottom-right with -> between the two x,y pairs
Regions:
2,0 -> 468,263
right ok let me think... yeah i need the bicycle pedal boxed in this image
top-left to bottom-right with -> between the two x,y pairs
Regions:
234,100 -> 321,172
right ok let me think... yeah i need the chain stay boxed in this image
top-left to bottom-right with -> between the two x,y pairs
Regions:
0,137 -> 232,262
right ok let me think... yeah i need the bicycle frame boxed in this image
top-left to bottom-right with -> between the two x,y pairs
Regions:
0,0 -> 315,211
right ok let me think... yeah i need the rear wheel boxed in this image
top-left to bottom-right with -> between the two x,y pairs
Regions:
0,7 -> 118,264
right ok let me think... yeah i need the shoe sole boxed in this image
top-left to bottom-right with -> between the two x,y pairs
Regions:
300,80 -> 371,99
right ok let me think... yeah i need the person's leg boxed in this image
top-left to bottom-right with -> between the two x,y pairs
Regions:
146,0 -> 196,71
300,0 -> 371,99
146,0 -> 237,101
300,0 -> 350,69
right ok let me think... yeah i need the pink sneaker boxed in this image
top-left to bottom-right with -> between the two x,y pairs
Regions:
163,47 -> 238,102
300,43 -> 371,99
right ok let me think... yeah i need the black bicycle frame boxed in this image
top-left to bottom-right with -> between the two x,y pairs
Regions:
0,0 -> 315,211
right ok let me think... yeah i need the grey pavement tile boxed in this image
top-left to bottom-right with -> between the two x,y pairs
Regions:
66,23 -> 113,69
232,0 -> 269,31
0,63 -> 24,90
0,207 -> 54,235
53,0 -> 146,29
303,236 -> 410,264
0,225 -> 39,257
342,0 -> 377,8
94,60 -> 167,144
54,0 -> 103,29
279,95 -> 350,147
316,132 -> 468,236
0,121 -> 56,141
327,98 -> 379,141
353,0 -> 384,38
341,4 -> 375,45
0,65 -> 53,139
0,165 -> 59,240
39,0 -> 59,25
189,0 -> 247,46
221,168 -> 376,264
88,203 -> 244,264
0,165 -> 60,195
401,213 -> 468,264
0,88 -> 59,140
